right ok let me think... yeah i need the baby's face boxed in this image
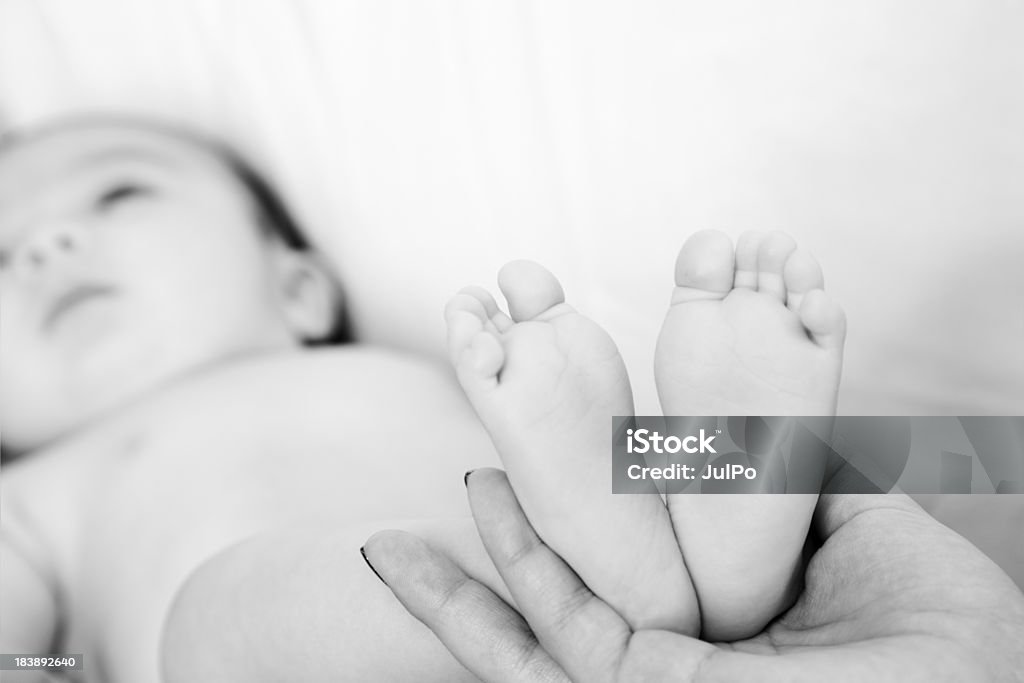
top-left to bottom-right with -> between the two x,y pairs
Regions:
0,123 -> 301,451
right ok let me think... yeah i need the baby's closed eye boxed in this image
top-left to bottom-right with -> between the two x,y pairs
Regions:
95,182 -> 155,212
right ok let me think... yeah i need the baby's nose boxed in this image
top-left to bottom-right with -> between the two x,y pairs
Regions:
12,221 -> 91,276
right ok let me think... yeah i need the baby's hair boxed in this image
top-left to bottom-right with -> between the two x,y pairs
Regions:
228,150 -> 351,346
223,149 -> 309,251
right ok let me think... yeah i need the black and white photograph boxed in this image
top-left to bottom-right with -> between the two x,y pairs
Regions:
0,1 -> 1022,681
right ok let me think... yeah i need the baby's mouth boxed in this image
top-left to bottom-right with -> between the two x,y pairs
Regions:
43,284 -> 118,332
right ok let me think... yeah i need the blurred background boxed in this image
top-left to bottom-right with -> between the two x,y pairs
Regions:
1,0 -> 1021,580
2,0 -> 1020,417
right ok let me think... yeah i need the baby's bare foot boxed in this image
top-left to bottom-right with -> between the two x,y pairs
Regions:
446,261 -> 698,634
655,230 -> 846,641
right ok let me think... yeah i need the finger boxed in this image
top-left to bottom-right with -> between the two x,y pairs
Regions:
466,468 -> 632,683
364,530 -> 569,683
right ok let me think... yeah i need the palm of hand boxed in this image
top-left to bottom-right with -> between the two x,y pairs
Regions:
628,496 -> 1024,682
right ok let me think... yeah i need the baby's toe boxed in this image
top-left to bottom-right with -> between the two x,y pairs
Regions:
799,289 -> 847,350
670,229 -> 736,304
458,331 -> 505,387
459,285 -> 513,333
756,231 -> 798,301
782,249 -> 825,313
734,231 -> 764,290
497,260 -> 567,322
445,291 -> 497,366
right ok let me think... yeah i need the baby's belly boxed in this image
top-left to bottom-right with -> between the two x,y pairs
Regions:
46,347 -> 495,683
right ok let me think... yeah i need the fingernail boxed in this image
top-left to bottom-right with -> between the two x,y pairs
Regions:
464,469 -> 476,487
360,546 -> 387,586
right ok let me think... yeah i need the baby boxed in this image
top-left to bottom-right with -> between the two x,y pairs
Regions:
0,116 -> 846,682
0,117 -> 504,682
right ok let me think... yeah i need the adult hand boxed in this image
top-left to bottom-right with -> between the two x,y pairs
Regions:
364,469 -> 1024,682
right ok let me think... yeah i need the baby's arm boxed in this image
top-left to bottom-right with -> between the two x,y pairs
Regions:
161,517 -> 506,683
1,523 -> 60,683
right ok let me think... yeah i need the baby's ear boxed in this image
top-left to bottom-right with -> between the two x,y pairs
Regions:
272,248 -> 341,342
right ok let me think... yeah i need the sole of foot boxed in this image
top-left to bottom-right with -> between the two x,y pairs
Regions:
446,260 -> 699,634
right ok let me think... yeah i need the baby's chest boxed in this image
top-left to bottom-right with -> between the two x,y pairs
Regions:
61,385 -> 399,616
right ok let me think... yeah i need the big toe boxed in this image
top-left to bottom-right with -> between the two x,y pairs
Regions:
671,229 -> 736,304
497,260 -> 567,322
